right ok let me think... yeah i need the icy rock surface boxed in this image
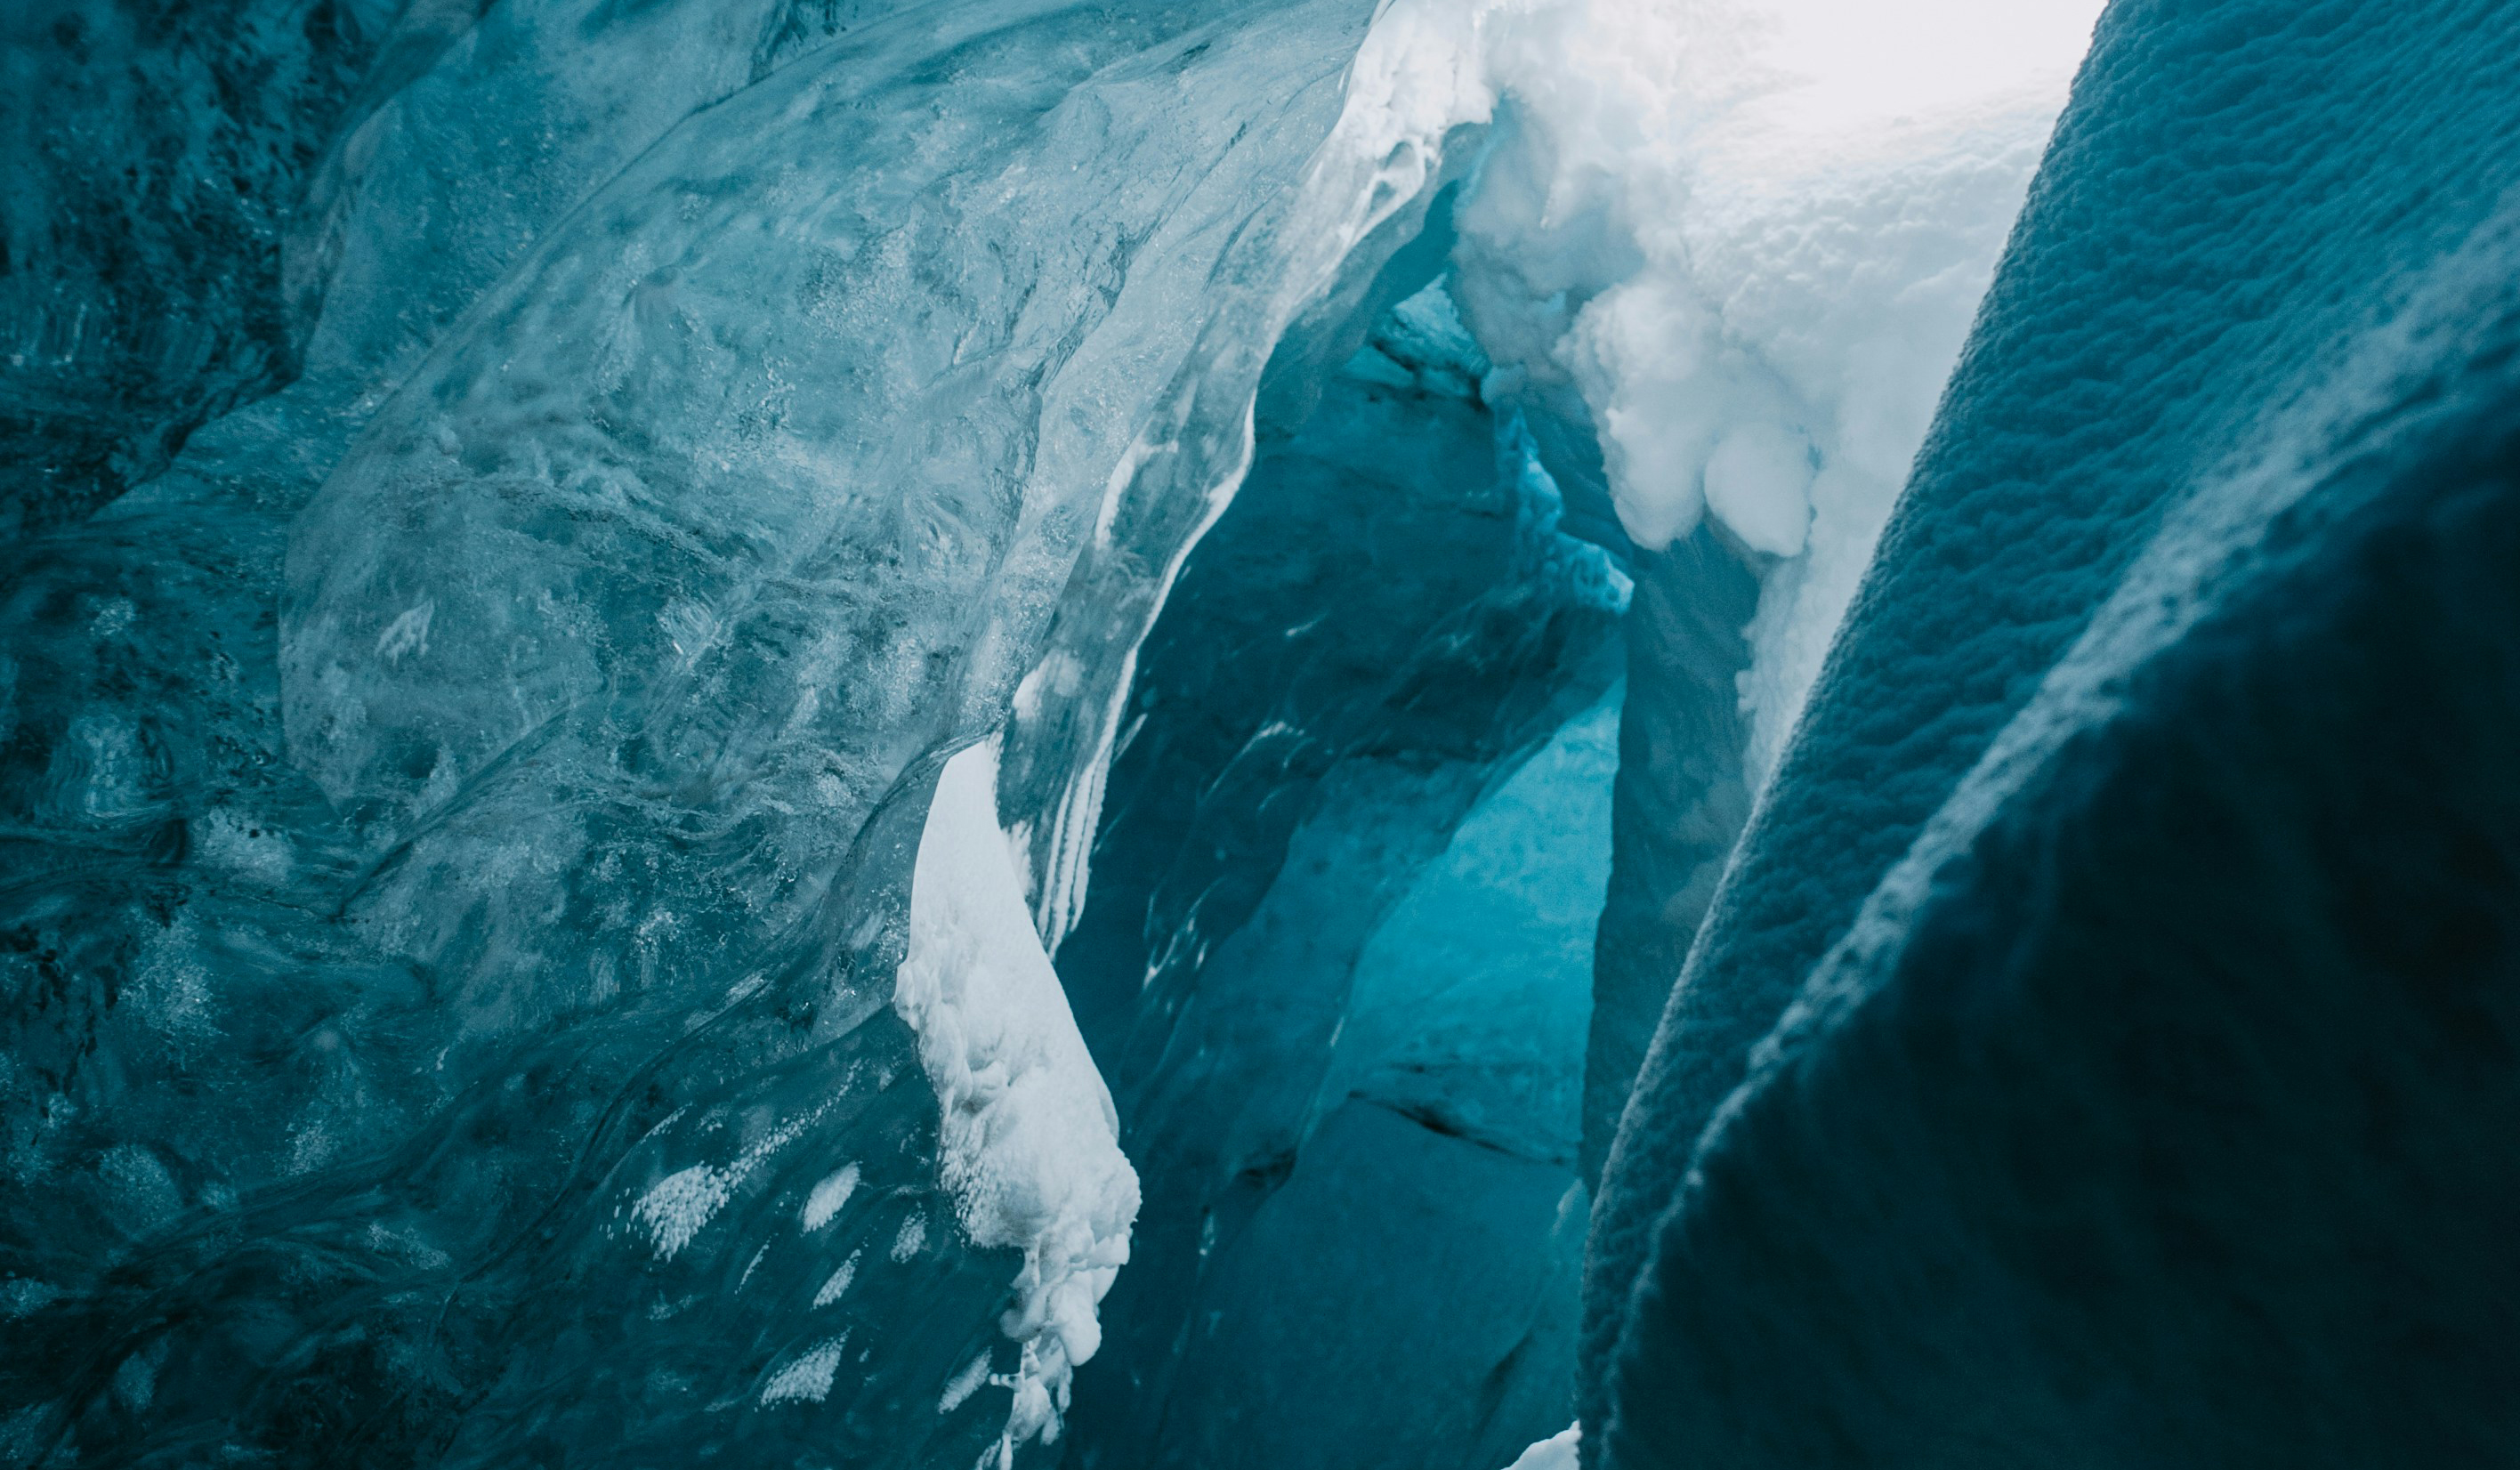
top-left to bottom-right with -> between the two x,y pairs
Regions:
1580,531 -> 1755,1186
1053,270 -> 1623,1470
0,0 -> 1506,1462
1587,1 -> 2520,1465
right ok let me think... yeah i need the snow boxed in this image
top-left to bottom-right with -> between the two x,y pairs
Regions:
894,739 -> 1141,1458
940,1351 -> 996,1415
759,1335 -> 850,1407
813,1251 -> 862,1309
631,1165 -> 736,1263
623,1102 -> 834,1263
801,1163 -> 860,1233
1505,1424 -> 1580,1470
1445,0 -> 2102,776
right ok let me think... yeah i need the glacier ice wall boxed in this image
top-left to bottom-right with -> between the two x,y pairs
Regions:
0,0 -> 1547,1462
30,0 -> 2506,1466
1050,261 -> 1626,1469
1586,0 -> 2520,1464
2,0 -> 2112,1461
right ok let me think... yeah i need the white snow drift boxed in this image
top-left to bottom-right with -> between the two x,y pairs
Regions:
895,739 -> 1140,1464
1360,0 -> 2104,779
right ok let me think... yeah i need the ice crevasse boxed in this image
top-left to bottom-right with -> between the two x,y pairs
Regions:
15,0 -> 2517,1467
1038,1 -> 2120,1466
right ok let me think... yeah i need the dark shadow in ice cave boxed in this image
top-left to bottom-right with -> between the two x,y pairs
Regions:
1047,180 -> 1763,1470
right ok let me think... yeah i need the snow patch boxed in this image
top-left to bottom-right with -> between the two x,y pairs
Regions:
801,1163 -> 860,1232
894,739 -> 1140,1463
1378,0 -> 2102,779
625,1102 -> 833,1262
631,1165 -> 733,1263
374,599 -> 433,664
759,1335 -> 849,1408
940,1351 -> 993,1415
1504,1424 -> 1579,1470
813,1250 -> 861,1308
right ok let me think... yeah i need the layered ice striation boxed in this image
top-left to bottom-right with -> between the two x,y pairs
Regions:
1587,1 -> 2520,1465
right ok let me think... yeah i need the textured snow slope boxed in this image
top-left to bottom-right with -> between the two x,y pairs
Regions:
1587,0 -> 2520,1464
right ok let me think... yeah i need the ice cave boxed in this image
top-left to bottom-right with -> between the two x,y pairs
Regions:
4,0 -> 2519,1466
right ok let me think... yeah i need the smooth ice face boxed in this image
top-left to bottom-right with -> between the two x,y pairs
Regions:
1323,684 -> 1621,1161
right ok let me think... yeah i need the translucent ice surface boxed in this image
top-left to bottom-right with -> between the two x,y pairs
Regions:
0,2 -> 1509,1462
9,0 -> 2097,1458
